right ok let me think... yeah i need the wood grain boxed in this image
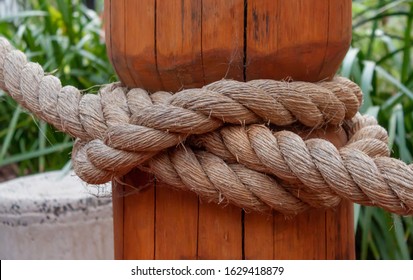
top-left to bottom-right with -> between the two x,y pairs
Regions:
276,0 -> 329,81
108,0 -> 351,86
242,0 -> 279,261
244,0 -> 352,255
202,0 -> 244,83
124,0 -> 161,91
122,170 -> 155,260
244,212 -> 274,259
198,203 -> 242,260
246,0 -> 333,82
273,209 -> 327,260
156,0 -> 204,92
318,0 -> 353,80
111,175 -> 124,260
107,0 -> 355,260
246,0 -> 279,80
196,0 -> 245,260
103,0 -> 111,71
326,201 -> 355,260
107,0 -> 135,86
154,185 -> 198,260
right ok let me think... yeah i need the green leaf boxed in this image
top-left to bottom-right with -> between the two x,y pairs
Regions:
360,207 -> 374,259
375,66 -> 413,101
0,11 -> 48,22
0,106 -> 22,161
388,105 -> 398,151
0,142 -> 73,167
395,104 -> 413,162
360,61 -> 376,113
392,214 -> 410,259
354,204 -> 361,232
365,106 -> 380,119
341,48 -> 361,78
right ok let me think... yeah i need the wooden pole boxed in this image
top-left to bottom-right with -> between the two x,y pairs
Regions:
106,0 -> 355,260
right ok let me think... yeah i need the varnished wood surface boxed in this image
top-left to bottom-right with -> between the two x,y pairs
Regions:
156,0 -> 204,92
198,203 -> 243,260
155,185 -> 198,259
106,0 -> 352,90
244,212 -> 274,259
107,0 -> 355,260
319,0 -> 352,80
273,208 -> 327,259
112,128 -> 355,259
114,176 -> 355,260
114,170 -> 155,260
197,0 -> 245,260
107,0 -> 135,86
202,0 -> 244,83
326,201 -> 355,259
247,0 -> 330,81
111,171 -> 124,260
124,0 -> 161,90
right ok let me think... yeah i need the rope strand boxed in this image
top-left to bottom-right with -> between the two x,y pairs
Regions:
1,37 -> 412,216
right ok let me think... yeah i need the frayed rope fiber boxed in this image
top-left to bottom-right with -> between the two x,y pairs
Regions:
1,37 -> 413,216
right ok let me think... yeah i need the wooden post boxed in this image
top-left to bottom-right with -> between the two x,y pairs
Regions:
106,0 -> 355,260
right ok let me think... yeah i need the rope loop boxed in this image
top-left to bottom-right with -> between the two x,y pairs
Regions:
1,37 -> 412,216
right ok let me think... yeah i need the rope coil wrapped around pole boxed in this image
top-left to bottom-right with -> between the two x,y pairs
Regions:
1,37 -> 413,216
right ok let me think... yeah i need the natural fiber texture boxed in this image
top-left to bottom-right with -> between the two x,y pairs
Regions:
1,37 -> 413,216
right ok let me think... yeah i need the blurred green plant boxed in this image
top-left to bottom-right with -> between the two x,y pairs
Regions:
344,0 -> 413,259
0,0 -> 114,177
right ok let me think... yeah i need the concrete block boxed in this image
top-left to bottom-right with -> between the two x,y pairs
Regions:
0,171 -> 114,259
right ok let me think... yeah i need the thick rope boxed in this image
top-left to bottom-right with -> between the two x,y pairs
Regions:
1,37 -> 413,216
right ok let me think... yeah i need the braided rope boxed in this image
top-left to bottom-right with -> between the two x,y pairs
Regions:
1,37 -> 413,216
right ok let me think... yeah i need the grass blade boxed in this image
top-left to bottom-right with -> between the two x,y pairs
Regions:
388,105 -> 399,151
341,48 -> 360,78
37,121 -> 48,172
375,65 -> 413,101
360,207 -> 373,259
0,10 -> 48,22
395,103 -> 413,162
0,142 -> 73,167
401,3 -> 413,82
360,61 -> 376,113
0,106 -> 22,161
354,204 -> 361,232
365,106 -> 380,119
392,214 -> 410,259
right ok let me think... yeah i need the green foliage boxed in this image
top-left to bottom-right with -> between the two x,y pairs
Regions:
0,0 -> 114,176
347,0 -> 413,259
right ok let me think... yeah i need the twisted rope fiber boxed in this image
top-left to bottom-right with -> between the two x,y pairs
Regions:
1,38 -> 413,216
